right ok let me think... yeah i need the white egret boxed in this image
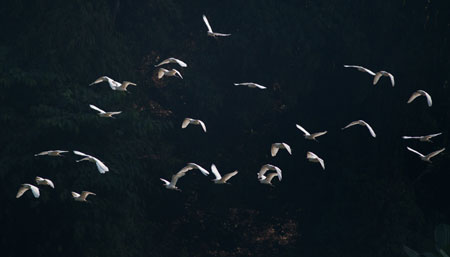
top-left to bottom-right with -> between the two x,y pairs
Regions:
34,150 -> 68,157
155,57 -> 187,68
16,184 -> 40,199
295,124 -> 327,141
373,71 -> 395,87
160,171 -> 186,191
406,147 -> 445,163
157,68 -> 183,79
72,191 -> 96,202
35,176 -> 54,188
89,76 -> 136,91
407,90 -> 432,107
210,164 -> 238,184
258,164 -> 282,182
233,82 -> 266,89
271,143 -> 292,157
202,15 -> 231,37
89,104 -> 122,118
73,151 -> 109,174
402,133 -> 442,143
306,151 -> 325,170
182,118 -> 207,133
342,120 -> 376,138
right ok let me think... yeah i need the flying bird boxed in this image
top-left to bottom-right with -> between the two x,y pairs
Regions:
157,68 -> 183,79
89,104 -> 122,118
35,176 -> 54,188
343,65 -> 376,76
160,170 -> 186,191
155,57 -> 187,68
407,90 -> 432,107
406,147 -> 445,163
233,82 -> 267,89
161,163 -> 210,191
89,76 -> 136,92
271,143 -> 292,157
34,150 -> 68,157
306,151 -> 325,170
178,163 -> 210,176
257,164 -> 282,186
295,124 -> 327,141
373,71 -> 395,87
72,191 -> 96,202
182,118 -> 207,132
342,120 -> 376,138
257,164 -> 282,184
73,151 -> 109,174
210,164 -> 238,184
16,184 -> 40,199
402,133 -> 442,143
202,14 -> 231,37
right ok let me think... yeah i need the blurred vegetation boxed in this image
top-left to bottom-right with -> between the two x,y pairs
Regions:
0,0 -> 449,256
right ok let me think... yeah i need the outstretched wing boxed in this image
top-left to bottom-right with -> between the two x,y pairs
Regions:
94,158 -> 109,174
281,143 -> 292,155
198,120 -> 207,132
212,32 -> 231,37
295,124 -> 310,135
343,65 -> 376,76
89,76 -> 109,86
406,147 -> 425,158
182,118 -> 191,129
222,171 -> 238,183
311,131 -> 327,138
16,185 -> 30,198
373,73 -> 383,85
29,185 -> 40,198
210,164 -> 222,180
258,165 -> 270,178
270,144 -> 279,157
160,178 -> 170,186
89,104 -> 105,114
202,15 -> 213,32
173,58 -> 187,67
81,191 -> 96,199
426,148 -> 445,159
73,150 -> 89,157
388,73 -> 395,87
173,69 -> 183,79
171,171 -> 186,186
362,121 -> 377,138
157,68 -> 167,79
342,120 -> 360,130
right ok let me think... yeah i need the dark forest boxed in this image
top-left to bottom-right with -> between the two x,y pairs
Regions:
1,1 -> 450,256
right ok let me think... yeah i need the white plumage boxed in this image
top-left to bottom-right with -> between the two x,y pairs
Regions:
407,90 -> 432,107
89,104 -> 122,118
89,76 -> 136,91
155,57 -> 187,68
233,82 -> 267,89
342,120 -> 376,138
16,184 -> 40,199
295,124 -> 327,141
306,151 -> 325,170
271,143 -> 292,157
202,15 -> 231,37
210,164 -> 238,184
406,147 -> 445,163
182,118 -> 207,133
73,150 -> 109,174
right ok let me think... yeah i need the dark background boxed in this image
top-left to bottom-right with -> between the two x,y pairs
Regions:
0,0 -> 449,256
